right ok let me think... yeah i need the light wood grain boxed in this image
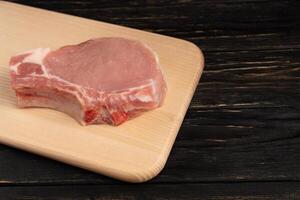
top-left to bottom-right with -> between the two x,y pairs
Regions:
0,1 -> 204,182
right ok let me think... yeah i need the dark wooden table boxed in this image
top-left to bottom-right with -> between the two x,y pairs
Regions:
2,0 -> 300,199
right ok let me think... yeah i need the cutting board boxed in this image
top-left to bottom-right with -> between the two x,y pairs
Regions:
0,1 -> 204,182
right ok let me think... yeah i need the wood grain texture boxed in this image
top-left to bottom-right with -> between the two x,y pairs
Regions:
0,1 -> 204,183
1,0 -> 300,199
1,182 -> 300,200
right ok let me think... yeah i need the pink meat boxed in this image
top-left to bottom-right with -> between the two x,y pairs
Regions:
9,37 -> 167,125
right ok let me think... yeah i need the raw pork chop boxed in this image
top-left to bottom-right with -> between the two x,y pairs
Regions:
9,37 -> 167,125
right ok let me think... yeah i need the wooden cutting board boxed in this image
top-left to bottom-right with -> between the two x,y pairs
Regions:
0,1 -> 204,182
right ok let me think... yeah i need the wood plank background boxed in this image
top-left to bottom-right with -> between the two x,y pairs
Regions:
1,0 -> 300,199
